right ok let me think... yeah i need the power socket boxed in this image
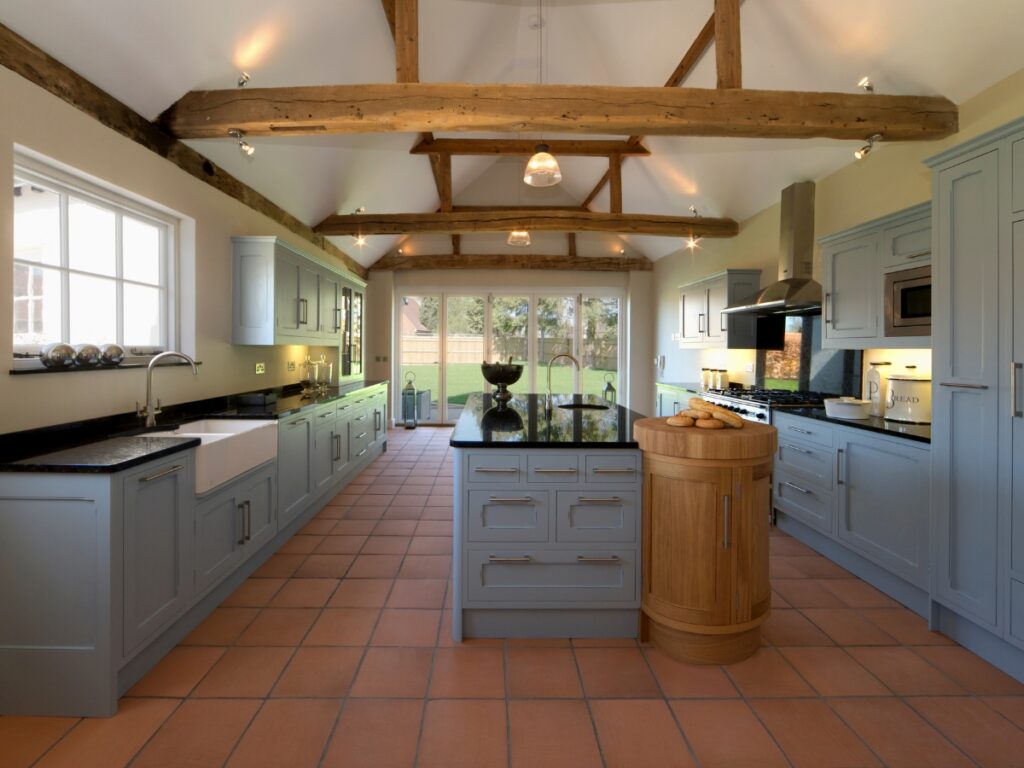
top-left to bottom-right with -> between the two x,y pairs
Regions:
287,361 -> 296,372
255,362 -> 266,375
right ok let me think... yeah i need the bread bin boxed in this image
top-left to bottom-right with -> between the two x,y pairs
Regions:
885,372 -> 932,424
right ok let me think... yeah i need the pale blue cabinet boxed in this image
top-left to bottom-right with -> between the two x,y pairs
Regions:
279,413 -> 314,527
677,269 -> 761,349
1009,215 -> 1024,644
822,232 -> 879,343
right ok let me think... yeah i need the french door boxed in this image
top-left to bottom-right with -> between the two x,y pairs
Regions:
396,291 -> 622,424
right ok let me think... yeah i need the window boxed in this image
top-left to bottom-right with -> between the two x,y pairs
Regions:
13,162 -> 174,352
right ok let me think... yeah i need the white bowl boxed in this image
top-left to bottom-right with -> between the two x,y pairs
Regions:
824,397 -> 871,420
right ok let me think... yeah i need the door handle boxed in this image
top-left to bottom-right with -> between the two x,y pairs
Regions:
374,409 -> 382,431
698,313 -> 706,335
576,555 -> 620,563
722,495 -> 731,548
488,555 -> 532,563
534,467 -> 577,474
237,503 -> 246,546
1013,362 -> 1023,418
576,497 -> 623,504
781,480 -> 812,495
836,448 -> 845,485
782,443 -> 813,455
592,467 -> 636,474
787,425 -> 812,435
488,496 -> 534,504
298,298 -> 308,325
244,501 -> 252,542
939,382 -> 989,389
334,307 -> 342,332
333,433 -> 341,462
138,464 -> 183,483
474,467 -> 518,474
824,293 -> 831,324
720,312 -> 727,332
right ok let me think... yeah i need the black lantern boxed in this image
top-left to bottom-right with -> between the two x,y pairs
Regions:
602,373 -> 617,406
401,372 -> 418,429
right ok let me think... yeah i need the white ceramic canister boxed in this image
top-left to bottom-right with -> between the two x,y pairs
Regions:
885,368 -> 932,424
866,361 -> 891,418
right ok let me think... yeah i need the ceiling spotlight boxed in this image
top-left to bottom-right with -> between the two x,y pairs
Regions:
617,246 -> 625,255
524,144 -> 562,187
685,235 -> 702,251
228,128 -> 254,156
857,76 -> 874,93
353,235 -> 367,247
237,71 -> 251,88
688,205 -> 699,216
354,206 -> 366,214
854,133 -> 882,160
397,247 -> 404,255
507,230 -> 532,247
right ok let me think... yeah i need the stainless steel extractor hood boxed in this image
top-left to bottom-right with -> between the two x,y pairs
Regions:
722,181 -> 822,317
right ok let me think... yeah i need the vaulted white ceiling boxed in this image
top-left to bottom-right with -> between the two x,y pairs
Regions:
4,0 -> 1024,267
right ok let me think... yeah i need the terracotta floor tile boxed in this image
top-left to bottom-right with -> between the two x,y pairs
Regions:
321,699 -> 423,768
0,716 -> 79,768
360,535 -> 411,555
126,646 -> 225,697
642,648 -> 738,698
509,700 -> 603,768
300,518 -> 337,535
294,554 -> 355,578
182,607 -> 259,646
406,536 -> 453,555
35,699 -> 178,768
371,608 -> 441,646
846,646 -> 964,695
225,699 -> 340,768
130,699 -> 261,768
912,645 -> 1024,694
342,504 -> 387,520
386,578 -> 446,608
571,637 -> 638,647
235,608 -> 319,646
772,579 -> 849,608
303,607 -> 380,645
315,505 -> 347,520
818,578 -> 901,608
267,578 -> 339,608
779,647 -> 889,696
831,698 -> 972,768
911,696 -> 1024,768
398,554 -> 452,579
252,553 -> 306,578
349,647 -> 433,697
314,535 -> 367,555
271,647 -> 363,697
771,590 -> 792,608
507,637 -> 572,647
751,699 -> 882,768
415,520 -> 452,536
192,647 -> 293,698
327,578 -> 393,607
359,493 -> 395,506
762,608 -> 836,646
421,506 -> 454,520
724,648 -> 815,698
770,559 -> 807,579
278,534 -> 324,554
330,519 -> 377,535
574,647 -> 661,698
418,700 -> 508,768
983,696 -> 1024,729
769,535 -> 817,556
786,555 -> 853,579
590,699 -> 695,768
347,554 -> 403,578
857,607 -> 955,645
672,699 -> 789,767
508,647 -> 584,698
222,577 -> 286,607
802,608 -> 898,645
429,647 -> 505,698
372,519 -> 419,536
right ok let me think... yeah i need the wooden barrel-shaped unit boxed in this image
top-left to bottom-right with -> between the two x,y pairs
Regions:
634,417 -> 777,664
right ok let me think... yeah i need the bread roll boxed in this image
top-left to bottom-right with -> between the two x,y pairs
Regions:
667,415 -> 695,427
682,408 -> 711,420
711,410 -> 744,429
695,418 -> 725,430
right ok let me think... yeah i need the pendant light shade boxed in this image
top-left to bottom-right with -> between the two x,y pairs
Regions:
523,144 -> 562,187
507,230 -> 532,247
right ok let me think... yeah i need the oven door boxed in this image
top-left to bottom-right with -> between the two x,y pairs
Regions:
884,265 -> 931,336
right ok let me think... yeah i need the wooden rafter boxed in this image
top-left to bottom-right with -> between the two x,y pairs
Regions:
608,156 -> 623,214
567,233 -> 578,258
452,205 -> 587,212
436,153 -> 452,211
394,0 -> 418,83
380,0 -> 396,38
315,210 -> 738,237
370,252 -> 653,272
714,0 -> 742,89
410,138 -> 650,156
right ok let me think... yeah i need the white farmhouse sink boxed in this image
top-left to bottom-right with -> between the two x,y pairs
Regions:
150,419 -> 278,494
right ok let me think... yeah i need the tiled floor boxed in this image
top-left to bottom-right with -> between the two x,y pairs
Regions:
4,426 -> 1024,767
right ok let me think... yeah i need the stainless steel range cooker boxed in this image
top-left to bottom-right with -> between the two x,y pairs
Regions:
700,388 -> 835,423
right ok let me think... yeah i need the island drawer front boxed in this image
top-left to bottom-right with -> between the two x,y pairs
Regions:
555,491 -> 637,543
349,423 -> 372,458
527,455 -> 580,483
773,413 -> 834,450
776,440 -> 835,487
465,548 -> 636,603
774,470 -> 834,536
467,490 -> 550,542
584,454 -> 639,483
467,453 -> 522,482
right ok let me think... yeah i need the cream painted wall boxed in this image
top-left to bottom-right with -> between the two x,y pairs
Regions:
0,67 -> 361,434
654,66 -> 1024,389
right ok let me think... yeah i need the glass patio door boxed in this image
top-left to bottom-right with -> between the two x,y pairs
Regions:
536,296 -> 578,397
398,294 -> 440,423
581,296 -> 620,398
444,295 -> 486,422
489,295 -> 531,399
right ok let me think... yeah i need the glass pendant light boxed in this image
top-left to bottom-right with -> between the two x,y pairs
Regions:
507,230 -> 531,247
524,144 -> 562,187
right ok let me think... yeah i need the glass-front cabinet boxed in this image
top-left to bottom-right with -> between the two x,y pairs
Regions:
341,287 -> 363,379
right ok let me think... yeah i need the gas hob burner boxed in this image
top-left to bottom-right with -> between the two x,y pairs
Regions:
704,389 -> 836,407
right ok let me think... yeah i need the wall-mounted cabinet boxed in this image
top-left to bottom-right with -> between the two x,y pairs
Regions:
677,269 -> 761,349
819,203 -> 931,350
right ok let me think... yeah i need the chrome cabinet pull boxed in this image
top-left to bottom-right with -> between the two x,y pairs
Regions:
592,467 -> 636,474
357,448 -> 368,457
720,312 -> 727,332
488,555 -> 531,563
722,495 -> 731,548
289,418 -> 309,426
298,298 -> 308,325
356,414 -> 368,421
577,555 -> 620,563
787,425 -> 812,435
576,497 -> 622,504
698,313 -> 706,334
474,467 -> 518,474
374,409 -> 382,430
534,467 -> 577,474
1013,363 -> 1023,418
138,464 -> 183,483
824,292 -> 831,324
244,501 -> 252,542
237,503 -> 246,545
781,480 -> 812,495
319,412 -> 332,419
783,443 -> 813,455
836,448 -> 845,485
939,382 -> 989,389
334,307 -> 342,332
487,496 -> 534,504
333,433 -> 341,462
355,431 -> 368,440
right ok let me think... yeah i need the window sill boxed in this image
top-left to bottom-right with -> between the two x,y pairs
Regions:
10,361 -> 202,375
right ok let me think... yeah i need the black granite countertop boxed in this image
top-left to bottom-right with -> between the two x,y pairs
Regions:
1,436 -> 201,473
784,407 -> 931,444
206,380 -> 388,419
450,393 -> 644,448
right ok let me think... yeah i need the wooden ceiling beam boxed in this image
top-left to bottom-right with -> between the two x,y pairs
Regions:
410,138 -> 650,156
567,233 -> 577,258
394,0 -> 418,83
380,0 -> 396,38
714,0 -> 742,89
161,83 -> 957,141
315,210 -> 738,237
452,205 -> 587,212
370,252 -> 653,272
608,156 -> 623,214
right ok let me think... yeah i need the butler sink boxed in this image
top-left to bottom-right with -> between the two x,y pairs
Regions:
150,419 -> 277,494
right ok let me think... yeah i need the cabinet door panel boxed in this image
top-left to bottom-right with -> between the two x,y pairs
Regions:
195,491 -> 243,595
313,422 -> 335,492
320,273 -> 341,342
824,234 -> 879,340
1010,220 -> 1024,582
882,215 -> 932,269
274,253 -> 302,335
704,278 -> 728,344
774,470 -> 834,536
298,264 -> 320,335
678,287 -> 706,345
278,416 -> 312,528
244,469 -> 277,551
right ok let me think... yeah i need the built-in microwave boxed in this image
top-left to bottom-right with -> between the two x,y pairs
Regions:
884,264 -> 931,336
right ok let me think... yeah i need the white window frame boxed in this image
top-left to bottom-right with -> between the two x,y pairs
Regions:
12,155 -> 179,356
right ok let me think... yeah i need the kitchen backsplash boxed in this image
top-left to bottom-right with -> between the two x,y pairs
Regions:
860,348 -> 932,399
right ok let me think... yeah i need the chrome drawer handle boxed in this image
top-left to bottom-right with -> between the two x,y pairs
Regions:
787,426 -> 812,435
592,467 -> 635,474
488,555 -> 531,563
781,480 -> 812,495
474,467 -> 518,474
939,382 -> 989,389
355,432 -> 368,439
782,443 -> 813,455
577,555 -> 620,563
576,497 -> 622,504
356,448 -> 367,457
319,412 -> 332,419
488,496 -> 534,504
289,418 -> 309,426
138,464 -> 183,483
356,414 -> 368,421
534,468 -> 577,474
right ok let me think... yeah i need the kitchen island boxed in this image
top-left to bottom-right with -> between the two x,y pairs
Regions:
450,392 -> 645,640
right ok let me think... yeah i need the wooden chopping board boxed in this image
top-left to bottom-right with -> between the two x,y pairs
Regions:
634,417 -> 777,460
